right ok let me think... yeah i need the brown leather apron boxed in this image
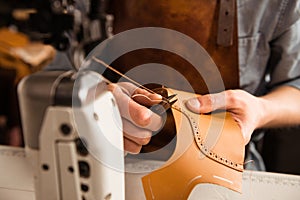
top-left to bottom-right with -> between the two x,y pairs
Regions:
109,0 -> 239,94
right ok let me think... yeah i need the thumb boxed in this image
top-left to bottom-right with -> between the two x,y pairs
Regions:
186,93 -> 226,114
185,97 -> 201,113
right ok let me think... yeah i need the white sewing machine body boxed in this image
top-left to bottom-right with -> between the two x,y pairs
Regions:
17,70 -> 125,200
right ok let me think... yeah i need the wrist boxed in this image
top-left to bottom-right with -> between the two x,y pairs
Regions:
256,97 -> 275,129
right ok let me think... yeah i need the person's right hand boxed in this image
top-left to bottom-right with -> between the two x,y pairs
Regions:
185,89 -> 266,145
108,82 -> 163,154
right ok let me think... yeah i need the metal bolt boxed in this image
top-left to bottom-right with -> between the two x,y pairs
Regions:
42,164 -> 49,171
60,124 -> 72,136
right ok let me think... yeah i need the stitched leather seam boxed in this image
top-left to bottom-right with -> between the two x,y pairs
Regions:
173,105 -> 244,172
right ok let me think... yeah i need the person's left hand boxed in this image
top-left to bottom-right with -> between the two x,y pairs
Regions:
185,89 -> 266,144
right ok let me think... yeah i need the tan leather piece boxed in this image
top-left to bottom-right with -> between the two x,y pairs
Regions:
110,0 -> 239,94
0,28 -> 55,82
141,88 -> 245,199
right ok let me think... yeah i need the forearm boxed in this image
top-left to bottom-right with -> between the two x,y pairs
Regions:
258,85 -> 300,128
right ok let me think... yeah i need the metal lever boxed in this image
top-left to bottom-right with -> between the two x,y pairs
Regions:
150,94 -> 178,115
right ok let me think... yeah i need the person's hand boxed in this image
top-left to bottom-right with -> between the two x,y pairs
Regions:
107,82 -> 163,154
185,89 -> 266,144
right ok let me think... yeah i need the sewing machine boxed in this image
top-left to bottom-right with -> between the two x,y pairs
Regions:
16,69 -> 125,200
0,67 -> 124,200
0,1 -> 127,198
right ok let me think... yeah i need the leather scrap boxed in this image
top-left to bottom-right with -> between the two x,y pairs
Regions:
141,88 -> 245,199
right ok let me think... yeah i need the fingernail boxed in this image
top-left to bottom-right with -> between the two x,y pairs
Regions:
153,93 -> 162,99
186,98 -> 200,110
